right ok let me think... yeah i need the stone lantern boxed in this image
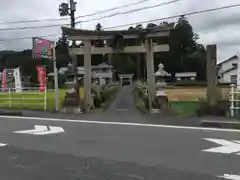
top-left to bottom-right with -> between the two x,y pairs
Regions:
61,63 -> 83,113
152,63 -> 170,113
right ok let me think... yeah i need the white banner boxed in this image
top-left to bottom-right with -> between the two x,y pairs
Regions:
14,67 -> 22,93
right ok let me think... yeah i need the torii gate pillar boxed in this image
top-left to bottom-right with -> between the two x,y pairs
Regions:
145,39 -> 156,111
83,40 -> 92,112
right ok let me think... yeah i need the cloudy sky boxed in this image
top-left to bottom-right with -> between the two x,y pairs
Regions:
0,0 -> 239,62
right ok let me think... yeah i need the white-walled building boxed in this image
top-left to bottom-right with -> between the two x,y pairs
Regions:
218,55 -> 238,84
58,63 -> 114,85
175,72 -> 197,81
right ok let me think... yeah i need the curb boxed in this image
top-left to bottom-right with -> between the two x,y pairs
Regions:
201,120 -> 240,129
0,111 -> 23,116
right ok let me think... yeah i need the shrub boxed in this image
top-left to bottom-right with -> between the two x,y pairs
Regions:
196,98 -> 230,116
93,96 -> 101,108
100,86 -> 119,103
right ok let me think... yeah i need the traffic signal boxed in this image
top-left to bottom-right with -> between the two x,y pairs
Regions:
59,3 -> 69,17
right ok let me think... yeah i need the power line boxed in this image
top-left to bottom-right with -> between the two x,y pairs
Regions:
2,2 -> 240,41
0,23 -> 70,32
103,3 -> 240,29
0,0 -> 178,31
0,18 -> 68,25
75,0 -> 152,20
76,0 -> 181,24
0,34 -> 59,42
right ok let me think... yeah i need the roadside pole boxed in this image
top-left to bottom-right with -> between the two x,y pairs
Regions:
52,42 -> 59,111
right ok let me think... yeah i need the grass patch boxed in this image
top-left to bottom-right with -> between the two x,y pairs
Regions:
0,88 -> 84,111
165,87 -> 229,101
169,101 -> 200,116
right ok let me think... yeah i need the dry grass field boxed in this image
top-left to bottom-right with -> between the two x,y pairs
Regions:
165,87 -> 230,101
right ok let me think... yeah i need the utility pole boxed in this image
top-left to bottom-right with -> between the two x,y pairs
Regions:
69,0 -> 79,94
59,0 -> 78,93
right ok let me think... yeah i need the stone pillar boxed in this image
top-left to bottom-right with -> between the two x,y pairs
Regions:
84,40 -> 92,112
206,44 -> 218,107
120,76 -> 123,87
108,54 -> 113,65
145,38 -> 156,111
137,54 -> 141,79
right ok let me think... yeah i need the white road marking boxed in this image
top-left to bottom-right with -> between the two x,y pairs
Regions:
14,125 -> 64,135
0,143 -> 7,147
0,115 -> 240,132
14,125 -> 48,134
203,138 -> 240,154
218,174 -> 240,180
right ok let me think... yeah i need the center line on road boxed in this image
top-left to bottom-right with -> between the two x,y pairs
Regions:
0,115 -> 240,132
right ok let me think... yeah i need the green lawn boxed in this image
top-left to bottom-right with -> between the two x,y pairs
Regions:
0,88 -> 84,110
169,101 -> 200,116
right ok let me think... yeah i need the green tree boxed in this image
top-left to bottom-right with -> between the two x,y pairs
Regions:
165,16 -> 205,79
96,23 -> 102,31
55,33 -> 71,69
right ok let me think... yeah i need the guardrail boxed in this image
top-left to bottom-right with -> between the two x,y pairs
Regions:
0,87 -> 47,110
230,84 -> 240,116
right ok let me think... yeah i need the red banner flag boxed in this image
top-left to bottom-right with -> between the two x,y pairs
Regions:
36,66 -> 46,92
1,70 -> 6,92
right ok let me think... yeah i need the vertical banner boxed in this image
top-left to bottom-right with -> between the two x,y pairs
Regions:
36,66 -> 46,92
32,37 -> 59,111
237,55 -> 240,89
1,69 -> 6,92
13,67 -> 22,93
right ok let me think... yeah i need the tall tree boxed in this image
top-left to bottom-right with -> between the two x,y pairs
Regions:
165,16 -> 202,77
55,33 -> 71,69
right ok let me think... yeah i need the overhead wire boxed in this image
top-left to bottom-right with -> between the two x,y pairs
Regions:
0,23 -> 70,32
0,0 -> 179,31
0,18 -> 68,25
0,0 -> 153,25
1,3 -> 240,42
102,3 -> 240,29
75,0 -> 152,19
76,0 -> 181,24
0,34 -> 59,42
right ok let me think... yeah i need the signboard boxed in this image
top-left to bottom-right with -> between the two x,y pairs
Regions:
32,37 -> 54,59
13,67 -> 22,93
36,66 -> 46,92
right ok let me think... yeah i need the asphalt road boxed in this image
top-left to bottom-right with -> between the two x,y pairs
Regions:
0,86 -> 239,180
0,115 -> 239,179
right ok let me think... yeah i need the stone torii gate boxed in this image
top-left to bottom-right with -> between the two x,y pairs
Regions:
62,25 -> 172,112
118,74 -> 134,87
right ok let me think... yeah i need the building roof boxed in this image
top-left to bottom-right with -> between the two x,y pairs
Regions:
92,63 -> 113,69
58,63 -> 113,73
221,66 -> 237,74
218,55 -> 238,65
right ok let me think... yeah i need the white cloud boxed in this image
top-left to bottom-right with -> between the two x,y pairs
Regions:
0,0 -> 240,61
